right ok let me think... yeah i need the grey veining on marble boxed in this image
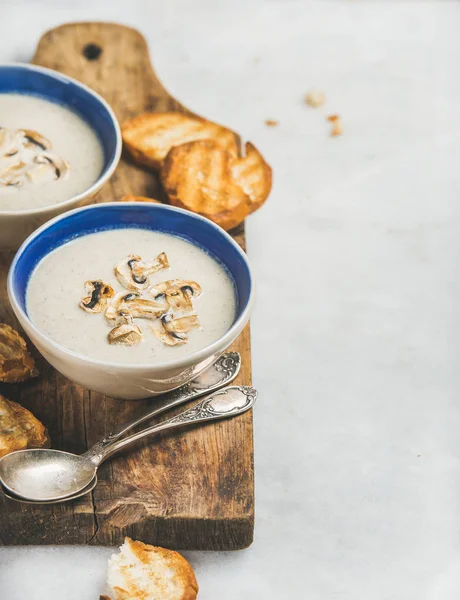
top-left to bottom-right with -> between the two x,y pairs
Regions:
3,1 -> 460,599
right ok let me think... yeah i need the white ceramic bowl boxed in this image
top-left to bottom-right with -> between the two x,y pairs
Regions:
8,203 -> 255,400
0,63 -> 121,250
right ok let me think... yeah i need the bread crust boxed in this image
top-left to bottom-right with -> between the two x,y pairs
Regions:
231,141 -> 272,213
0,393 -> 49,458
122,112 -> 237,170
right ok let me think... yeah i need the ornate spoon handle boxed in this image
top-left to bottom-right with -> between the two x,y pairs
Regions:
83,352 -> 240,460
85,386 -> 257,465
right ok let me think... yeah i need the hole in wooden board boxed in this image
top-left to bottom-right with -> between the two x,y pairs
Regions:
83,43 -> 102,61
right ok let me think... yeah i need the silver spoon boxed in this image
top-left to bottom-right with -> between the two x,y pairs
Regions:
0,385 -> 257,502
0,352 -> 241,504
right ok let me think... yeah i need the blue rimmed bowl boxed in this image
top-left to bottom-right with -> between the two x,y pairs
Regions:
0,63 -> 121,250
8,202 -> 255,400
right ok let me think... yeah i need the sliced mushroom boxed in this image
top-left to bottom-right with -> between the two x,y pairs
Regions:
150,279 -> 202,315
108,316 -> 143,346
80,280 -> 115,313
27,153 -> 70,183
115,255 -> 145,291
105,291 -> 169,324
150,313 -> 200,346
20,129 -> 52,152
115,253 -> 170,291
172,314 -> 201,333
126,296 -> 169,319
105,292 -> 135,324
0,127 -> 70,189
0,128 -> 18,158
0,160 -> 27,187
150,279 -> 202,298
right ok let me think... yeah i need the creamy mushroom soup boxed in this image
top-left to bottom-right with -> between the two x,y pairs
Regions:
26,228 -> 237,364
0,94 -> 104,211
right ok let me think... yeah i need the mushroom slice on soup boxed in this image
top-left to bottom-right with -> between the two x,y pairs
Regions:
115,253 -> 170,291
20,129 -> 52,152
0,128 -> 70,188
80,280 -> 115,313
150,279 -> 202,315
151,313 -> 200,346
27,153 -> 70,184
0,127 -> 18,157
0,161 -> 27,187
108,316 -> 143,346
105,292 -> 169,325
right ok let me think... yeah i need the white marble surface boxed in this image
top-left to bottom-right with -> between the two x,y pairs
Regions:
3,1 -> 460,598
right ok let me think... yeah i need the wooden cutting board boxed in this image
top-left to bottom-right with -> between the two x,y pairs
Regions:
0,22 -> 254,550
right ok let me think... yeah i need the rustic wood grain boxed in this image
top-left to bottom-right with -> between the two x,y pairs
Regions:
0,22 -> 254,549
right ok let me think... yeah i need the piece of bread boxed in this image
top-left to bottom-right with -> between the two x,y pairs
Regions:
120,195 -> 162,203
0,394 -> 49,458
122,112 -> 237,170
161,139 -> 272,230
103,537 -> 198,600
231,141 -> 272,214
0,323 -> 38,383
161,139 -> 250,231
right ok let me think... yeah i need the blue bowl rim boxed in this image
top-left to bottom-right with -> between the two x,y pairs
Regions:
7,202 -> 255,371
0,62 -> 122,217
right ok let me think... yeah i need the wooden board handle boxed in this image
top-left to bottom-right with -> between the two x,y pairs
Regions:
32,22 -> 183,120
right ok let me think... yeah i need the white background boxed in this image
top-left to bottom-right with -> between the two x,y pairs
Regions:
2,1 -> 460,598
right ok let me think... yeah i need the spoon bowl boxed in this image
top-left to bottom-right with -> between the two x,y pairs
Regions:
0,449 -> 96,501
1,476 -> 98,504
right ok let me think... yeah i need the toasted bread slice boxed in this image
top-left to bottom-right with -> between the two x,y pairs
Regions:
0,394 -> 49,458
161,139 -> 250,230
120,195 -> 161,203
105,537 -> 198,600
231,141 -> 272,213
122,112 -> 237,170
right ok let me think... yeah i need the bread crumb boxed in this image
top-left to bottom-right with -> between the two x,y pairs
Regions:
265,119 -> 279,127
327,114 -> 343,137
305,91 -> 325,108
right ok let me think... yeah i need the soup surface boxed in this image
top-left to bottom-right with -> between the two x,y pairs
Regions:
0,93 -> 104,211
26,228 -> 236,364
